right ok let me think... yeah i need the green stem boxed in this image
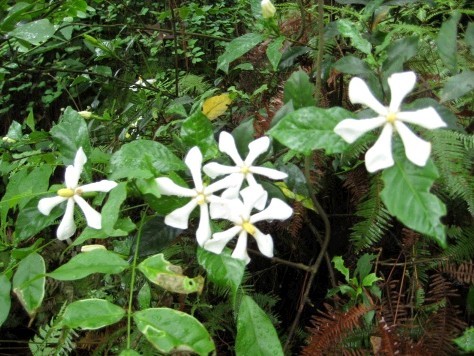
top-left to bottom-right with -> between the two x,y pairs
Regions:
126,212 -> 147,349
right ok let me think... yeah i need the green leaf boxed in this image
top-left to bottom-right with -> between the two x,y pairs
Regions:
138,282 -> 152,310
269,107 -> 351,155
6,120 -> 22,140
134,308 -> 215,355
362,273 -> 381,287
15,200 -> 64,241
138,254 -> 203,294
181,111 -> 218,159
333,55 -> 373,76
8,19 -> 55,45
62,299 -> 125,330
466,22 -> 474,55
119,350 -> 141,356
355,253 -> 376,280
12,253 -> 45,316
283,70 -> 315,109
382,36 -> 419,75
454,327 -> 474,352
337,19 -> 372,55
101,182 -> 128,234
197,248 -> 245,301
436,12 -> 461,73
217,33 -> 265,73
110,140 -> 186,180
0,274 -> 11,326
266,36 -> 285,71
332,256 -> 350,282
50,107 -> 92,167
236,295 -> 284,356
381,148 -> 446,247
48,249 -> 129,280
440,71 -> 474,102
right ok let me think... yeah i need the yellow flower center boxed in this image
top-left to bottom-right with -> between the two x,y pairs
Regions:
242,221 -> 256,236
240,165 -> 250,176
57,188 -> 75,198
386,112 -> 397,124
195,192 -> 207,205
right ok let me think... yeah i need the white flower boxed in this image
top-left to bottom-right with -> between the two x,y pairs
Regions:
130,78 -> 157,92
261,0 -> 276,19
38,147 -> 118,241
204,185 -> 293,264
156,146 -> 239,246
203,131 -> 287,208
334,71 -> 447,172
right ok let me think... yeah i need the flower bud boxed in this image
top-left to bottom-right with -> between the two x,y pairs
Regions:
261,0 -> 276,19
81,244 -> 106,252
2,136 -> 16,143
78,111 -> 93,119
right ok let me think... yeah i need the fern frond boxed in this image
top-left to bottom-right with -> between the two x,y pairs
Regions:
178,74 -> 210,96
437,226 -> 474,264
350,175 -> 392,251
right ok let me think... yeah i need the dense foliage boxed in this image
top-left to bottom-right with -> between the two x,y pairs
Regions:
1,0 -> 473,354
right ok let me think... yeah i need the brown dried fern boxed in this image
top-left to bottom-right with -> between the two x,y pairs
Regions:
301,303 -> 372,355
439,260 -> 474,285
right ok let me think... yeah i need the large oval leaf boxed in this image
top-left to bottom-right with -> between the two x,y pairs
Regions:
217,33 -> 264,73
12,253 -> 45,316
62,299 -> 125,329
48,249 -> 129,280
236,295 -> 284,356
134,308 -> 215,355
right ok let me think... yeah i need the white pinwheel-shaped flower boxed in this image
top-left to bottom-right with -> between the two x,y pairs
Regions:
130,77 -> 156,92
261,0 -> 276,19
156,146 -> 239,247
334,71 -> 447,172
38,147 -> 118,241
203,131 -> 287,207
204,184 -> 293,264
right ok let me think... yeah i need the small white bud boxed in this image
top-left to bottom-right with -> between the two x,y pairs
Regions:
81,244 -> 106,252
78,111 -> 93,119
261,0 -> 276,19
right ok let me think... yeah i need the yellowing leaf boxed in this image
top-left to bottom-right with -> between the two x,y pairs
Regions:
275,182 -> 315,212
202,94 -> 232,120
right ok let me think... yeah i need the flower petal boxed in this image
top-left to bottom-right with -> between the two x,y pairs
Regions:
80,180 -> 118,193
244,136 -> 270,165
65,165 -> 81,189
206,172 -> 242,194
251,198 -> 293,223
204,225 -> 242,254
232,230 -> 250,264
56,199 -> 76,240
219,131 -> 244,165
388,71 -> 416,112
250,166 -> 288,180
395,121 -> 431,167
365,124 -> 394,172
209,197 -> 244,223
252,228 -> 274,258
196,204 -> 211,246
397,107 -> 447,129
185,147 -> 203,191
349,77 -> 387,115
155,177 -> 195,197
38,196 -> 67,215
334,117 -> 386,144
74,147 -> 87,172
74,195 -> 102,229
164,199 -> 198,229
202,162 -> 240,178
240,185 -> 268,216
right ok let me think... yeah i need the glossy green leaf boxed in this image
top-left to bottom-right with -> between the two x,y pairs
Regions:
0,3 -> 35,32
138,282 -> 152,310
197,248 -> 245,301
454,327 -> 474,352
362,273 -> 381,287
236,296 -> 284,356
283,70 -> 314,109
62,299 -> 125,329
134,308 -> 215,355
72,219 -> 136,246
269,107 -> 351,155
381,149 -> 446,247
337,19 -> 371,55
12,253 -> 46,316
355,253 -> 376,279
266,36 -> 285,71
0,274 -> 11,326
436,12 -> 461,73
101,182 -> 128,234
110,140 -> 186,180
332,256 -> 350,282
138,254 -> 204,294
333,55 -> 372,76
382,36 -> 419,76
15,200 -> 64,241
217,33 -> 265,73
440,71 -> 474,102
50,107 -> 92,167
466,22 -> 474,55
48,249 -> 129,280
181,111 -> 218,159
8,19 -> 55,45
